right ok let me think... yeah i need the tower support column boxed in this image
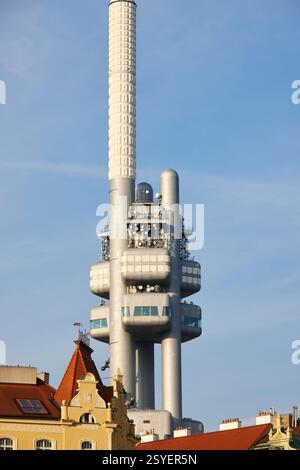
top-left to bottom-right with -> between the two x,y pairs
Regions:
160,170 -> 182,421
136,342 -> 155,409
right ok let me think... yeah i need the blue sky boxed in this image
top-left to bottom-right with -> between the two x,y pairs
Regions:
0,0 -> 300,431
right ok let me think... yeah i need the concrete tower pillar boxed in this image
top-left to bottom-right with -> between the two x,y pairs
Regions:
108,0 -> 137,400
160,169 -> 182,421
136,342 -> 155,409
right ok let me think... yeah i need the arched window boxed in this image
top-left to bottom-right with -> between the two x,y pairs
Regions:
81,441 -> 93,450
35,439 -> 52,451
0,438 -> 14,450
80,413 -> 95,424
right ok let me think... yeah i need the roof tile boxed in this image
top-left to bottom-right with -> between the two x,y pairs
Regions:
0,379 -> 60,419
54,340 -> 113,405
137,424 -> 272,451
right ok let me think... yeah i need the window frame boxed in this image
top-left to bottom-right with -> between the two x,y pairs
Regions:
80,440 -> 95,450
183,316 -> 201,328
80,413 -> 96,424
143,306 -> 150,316
163,307 -> 172,317
134,306 -> 142,316
16,399 -> 48,415
150,307 -> 159,316
122,306 -> 130,317
90,318 -> 108,329
0,437 -> 15,451
34,439 -> 54,451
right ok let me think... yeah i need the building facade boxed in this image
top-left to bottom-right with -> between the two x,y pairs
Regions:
0,340 -> 136,450
136,410 -> 300,451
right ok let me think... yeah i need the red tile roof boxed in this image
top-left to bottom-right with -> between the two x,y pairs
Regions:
0,340 -> 112,419
137,424 -> 272,451
0,379 -> 60,419
54,340 -> 113,406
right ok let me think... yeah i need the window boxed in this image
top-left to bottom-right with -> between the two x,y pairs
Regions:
80,413 -> 95,424
90,318 -> 108,329
134,307 -> 142,316
0,438 -> 14,451
150,307 -> 159,316
184,317 -> 201,328
143,306 -> 150,316
16,399 -> 48,415
162,307 -> 172,317
134,306 -> 159,317
81,441 -> 93,450
122,307 -> 130,317
35,439 -> 52,451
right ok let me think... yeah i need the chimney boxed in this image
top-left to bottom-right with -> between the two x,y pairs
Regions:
37,371 -> 50,384
141,431 -> 159,443
174,427 -> 192,438
256,411 -> 274,426
0,366 -> 37,385
292,406 -> 299,428
219,418 -> 241,431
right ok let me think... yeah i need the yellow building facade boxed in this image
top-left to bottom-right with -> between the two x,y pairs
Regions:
254,414 -> 300,450
0,340 -> 137,450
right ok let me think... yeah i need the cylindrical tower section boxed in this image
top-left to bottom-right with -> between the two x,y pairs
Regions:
136,342 -> 155,409
160,169 -> 182,421
109,0 -> 136,181
108,0 -> 137,400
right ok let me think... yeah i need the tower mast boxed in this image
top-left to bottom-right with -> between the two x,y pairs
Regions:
108,0 -> 137,400
90,0 -> 203,437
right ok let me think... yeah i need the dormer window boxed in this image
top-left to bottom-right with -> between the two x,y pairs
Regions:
16,399 -> 48,415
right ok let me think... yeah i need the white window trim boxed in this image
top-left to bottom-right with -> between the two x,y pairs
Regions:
0,437 -> 16,450
34,438 -> 56,450
80,439 -> 96,450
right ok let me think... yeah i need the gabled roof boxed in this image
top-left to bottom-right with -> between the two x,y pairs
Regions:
54,340 -> 113,405
0,379 -> 60,419
137,424 -> 272,451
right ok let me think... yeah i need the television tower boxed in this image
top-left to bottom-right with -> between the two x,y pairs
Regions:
90,0 -> 203,437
